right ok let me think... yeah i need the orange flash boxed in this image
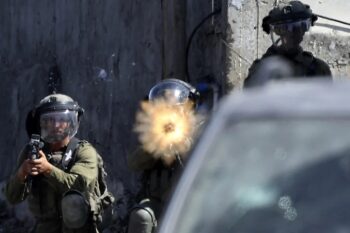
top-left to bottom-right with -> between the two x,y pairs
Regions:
134,99 -> 198,163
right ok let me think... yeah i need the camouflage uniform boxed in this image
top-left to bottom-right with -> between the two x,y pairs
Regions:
127,148 -> 182,233
244,45 -> 332,86
244,1 -> 333,88
4,141 -> 100,233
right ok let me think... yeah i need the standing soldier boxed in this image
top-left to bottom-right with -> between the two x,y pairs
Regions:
244,1 -> 332,87
4,94 -> 107,233
127,79 -> 200,233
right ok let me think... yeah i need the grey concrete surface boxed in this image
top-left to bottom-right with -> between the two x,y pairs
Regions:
0,0 -> 229,229
227,0 -> 350,89
0,0 -> 163,200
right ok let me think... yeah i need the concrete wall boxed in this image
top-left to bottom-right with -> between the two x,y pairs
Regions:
0,0 -> 163,196
227,0 -> 350,89
186,0 -> 230,92
0,0 -> 229,227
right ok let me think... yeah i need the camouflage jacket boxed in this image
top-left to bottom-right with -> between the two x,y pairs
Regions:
245,45 -> 332,87
4,141 -> 100,233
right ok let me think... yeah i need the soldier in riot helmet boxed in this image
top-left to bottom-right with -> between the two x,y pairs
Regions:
244,1 -> 332,88
127,79 -> 200,233
4,94 -> 112,233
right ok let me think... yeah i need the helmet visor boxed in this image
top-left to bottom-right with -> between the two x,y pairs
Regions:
149,82 -> 191,104
40,110 -> 79,143
270,18 -> 311,35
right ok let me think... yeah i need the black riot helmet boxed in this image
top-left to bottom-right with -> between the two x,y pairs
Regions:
26,94 -> 84,143
148,79 -> 200,106
262,1 -> 318,35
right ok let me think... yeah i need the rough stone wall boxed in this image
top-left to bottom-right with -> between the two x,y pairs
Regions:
0,0 -> 164,199
227,0 -> 350,89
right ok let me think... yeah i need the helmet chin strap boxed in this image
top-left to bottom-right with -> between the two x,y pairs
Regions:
271,33 -> 281,46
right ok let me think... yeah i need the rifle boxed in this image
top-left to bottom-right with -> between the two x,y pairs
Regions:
26,134 -> 44,194
28,134 -> 44,160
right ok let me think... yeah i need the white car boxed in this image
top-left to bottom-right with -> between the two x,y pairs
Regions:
159,79 -> 350,233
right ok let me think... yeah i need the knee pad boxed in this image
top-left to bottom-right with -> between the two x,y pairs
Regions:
128,207 -> 157,233
130,207 -> 156,226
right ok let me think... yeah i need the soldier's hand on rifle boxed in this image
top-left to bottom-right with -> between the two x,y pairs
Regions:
32,150 -> 53,176
17,159 -> 38,182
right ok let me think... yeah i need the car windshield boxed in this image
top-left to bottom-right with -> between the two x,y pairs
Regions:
176,119 -> 350,233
